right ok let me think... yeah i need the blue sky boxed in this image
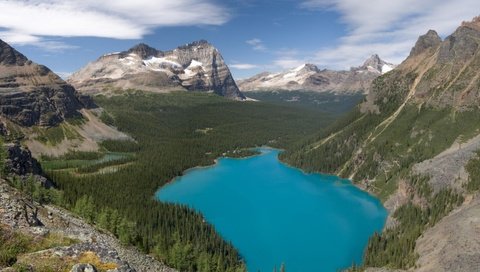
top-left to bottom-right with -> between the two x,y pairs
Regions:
1,0 -> 480,79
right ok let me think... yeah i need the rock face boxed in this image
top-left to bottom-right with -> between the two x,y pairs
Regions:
0,39 -> 88,127
5,143 -> 42,176
238,55 -> 396,93
4,143 -> 54,188
68,40 -> 245,100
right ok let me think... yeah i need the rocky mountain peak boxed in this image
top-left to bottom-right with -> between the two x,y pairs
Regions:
461,15 -> 480,31
368,17 -> 480,111
356,54 -> 396,74
437,17 -> 480,65
362,54 -> 382,68
179,40 -> 212,49
409,30 -> 442,57
0,39 -> 29,66
126,43 -> 161,59
69,40 -> 245,100
297,63 -> 320,73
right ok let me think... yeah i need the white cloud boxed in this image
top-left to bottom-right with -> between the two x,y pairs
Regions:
38,41 -> 79,52
0,0 -> 229,46
230,63 -> 258,70
246,38 -> 267,51
302,0 -> 480,69
0,31 -> 40,44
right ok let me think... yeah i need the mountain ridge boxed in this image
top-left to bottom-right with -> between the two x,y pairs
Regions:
238,55 -> 395,93
0,39 -> 90,127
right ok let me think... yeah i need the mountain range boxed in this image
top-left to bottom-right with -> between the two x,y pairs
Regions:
238,54 -> 396,93
68,41 -> 245,100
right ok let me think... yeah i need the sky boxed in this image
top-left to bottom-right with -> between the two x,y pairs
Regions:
1,0 -> 479,79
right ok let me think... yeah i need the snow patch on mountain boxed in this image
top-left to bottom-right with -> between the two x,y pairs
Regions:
293,64 -> 306,72
143,56 -> 182,69
381,64 -> 394,74
188,59 -> 203,68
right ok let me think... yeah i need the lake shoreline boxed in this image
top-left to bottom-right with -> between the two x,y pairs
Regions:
157,145 -> 388,217
157,147 -> 267,190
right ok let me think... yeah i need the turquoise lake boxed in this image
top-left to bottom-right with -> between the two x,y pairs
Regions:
156,148 -> 387,272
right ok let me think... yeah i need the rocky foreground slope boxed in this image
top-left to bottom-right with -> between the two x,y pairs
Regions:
283,17 -> 480,271
68,41 -> 245,100
238,54 -> 395,93
0,177 -> 175,272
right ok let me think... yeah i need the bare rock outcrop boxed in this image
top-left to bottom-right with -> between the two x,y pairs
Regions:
5,143 -> 42,176
4,142 -> 54,189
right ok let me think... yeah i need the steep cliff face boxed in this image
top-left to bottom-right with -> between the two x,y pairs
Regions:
238,55 -> 395,93
68,40 -> 245,100
0,39 -> 87,127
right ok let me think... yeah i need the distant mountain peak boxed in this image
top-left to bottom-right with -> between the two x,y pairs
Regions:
359,54 -> 396,74
363,54 -> 381,65
409,30 -> 442,57
190,39 -> 211,46
178,40 -> 212,50
0,39 -> 29,66
293,63 -> 320,73
127,43 -> 160,59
